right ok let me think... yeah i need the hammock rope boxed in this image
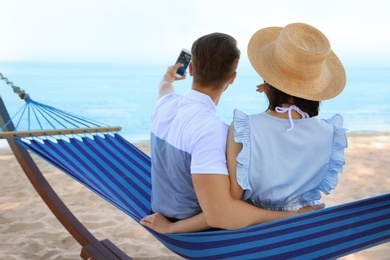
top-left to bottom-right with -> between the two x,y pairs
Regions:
0,73 -> 118,138
0,72 -> 29,101
0,98 -> 111,133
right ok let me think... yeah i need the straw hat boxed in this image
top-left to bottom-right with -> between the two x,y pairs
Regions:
247,23 -> 346,101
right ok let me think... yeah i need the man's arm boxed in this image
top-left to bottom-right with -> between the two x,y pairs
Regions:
141,174 -> 279,233
194,174 -> 289,229
193,174 -> 324,230
141,173 -> 296,232
158,63 -> 186,99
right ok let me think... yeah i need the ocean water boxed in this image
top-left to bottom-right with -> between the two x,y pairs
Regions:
1,61 -> 389,142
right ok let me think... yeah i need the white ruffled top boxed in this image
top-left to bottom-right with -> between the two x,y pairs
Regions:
233,108 -> 348,211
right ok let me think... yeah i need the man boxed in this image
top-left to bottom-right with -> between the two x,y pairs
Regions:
142,33 -> 323,233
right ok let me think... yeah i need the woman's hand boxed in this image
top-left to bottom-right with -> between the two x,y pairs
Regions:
140,212 -> 175,234
256,83 -> 265,93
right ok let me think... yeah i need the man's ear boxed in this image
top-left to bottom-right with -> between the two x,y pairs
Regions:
189,62 -> 193,76
228,71 -> 237,84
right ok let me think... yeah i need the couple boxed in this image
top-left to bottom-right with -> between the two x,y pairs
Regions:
141,23 -> 348,233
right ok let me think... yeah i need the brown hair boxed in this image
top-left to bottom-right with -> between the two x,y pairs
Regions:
191,33 -> 240,89
265,83 -> 320,117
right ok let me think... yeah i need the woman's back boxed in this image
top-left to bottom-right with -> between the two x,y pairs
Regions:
233,109 -> 347,211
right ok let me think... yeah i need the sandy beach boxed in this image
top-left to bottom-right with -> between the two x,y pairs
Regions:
0,132 -> 389,260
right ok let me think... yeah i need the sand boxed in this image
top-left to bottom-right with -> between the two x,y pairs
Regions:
0,132 -> 389,260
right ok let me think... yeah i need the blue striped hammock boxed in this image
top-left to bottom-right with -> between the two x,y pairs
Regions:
22,133 -> 390,259
1,79 -> 389,259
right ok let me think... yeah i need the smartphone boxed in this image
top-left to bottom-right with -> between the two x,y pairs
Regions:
175,48 -> 192,77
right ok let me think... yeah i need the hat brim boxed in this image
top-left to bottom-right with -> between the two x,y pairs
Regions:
247,27 -> 346,101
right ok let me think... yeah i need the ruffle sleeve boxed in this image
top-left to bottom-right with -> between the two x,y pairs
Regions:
233,109 -> 253,199
317,114 -> 348,195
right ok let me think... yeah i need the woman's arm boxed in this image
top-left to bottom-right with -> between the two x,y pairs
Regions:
226,123 -> 244,200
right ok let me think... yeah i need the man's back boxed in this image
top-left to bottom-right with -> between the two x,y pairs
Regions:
151,90 -> 229,219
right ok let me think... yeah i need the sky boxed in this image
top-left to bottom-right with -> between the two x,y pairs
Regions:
1,0 -> 390,68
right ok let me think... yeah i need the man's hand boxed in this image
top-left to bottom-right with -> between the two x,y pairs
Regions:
163,63 -> 187,83
297,203 -> 325,214
159,63 -> 187,98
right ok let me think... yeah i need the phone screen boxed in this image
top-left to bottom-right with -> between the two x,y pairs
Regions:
176,50 -> 192,76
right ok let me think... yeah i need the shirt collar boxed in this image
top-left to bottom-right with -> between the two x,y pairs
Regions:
184,89 -> 217,113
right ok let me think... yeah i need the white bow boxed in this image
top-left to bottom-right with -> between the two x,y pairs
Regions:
275,105 -> 309,131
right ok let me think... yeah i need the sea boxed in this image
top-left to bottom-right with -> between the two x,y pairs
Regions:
1,61 -> 389,143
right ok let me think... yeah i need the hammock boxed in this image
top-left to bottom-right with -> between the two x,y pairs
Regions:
18,134 -> 390,259
1,75 -> 390,259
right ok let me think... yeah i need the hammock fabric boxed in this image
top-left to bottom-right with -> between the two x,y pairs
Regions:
17,133 -> 390,259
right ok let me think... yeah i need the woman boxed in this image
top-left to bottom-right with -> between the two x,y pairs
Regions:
228,22 -> 347,211
141,22 -> 347,233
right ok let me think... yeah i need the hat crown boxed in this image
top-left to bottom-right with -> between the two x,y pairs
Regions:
274,23 -> 331,81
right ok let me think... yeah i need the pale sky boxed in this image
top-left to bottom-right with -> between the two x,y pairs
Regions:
1,0 -> 389,67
